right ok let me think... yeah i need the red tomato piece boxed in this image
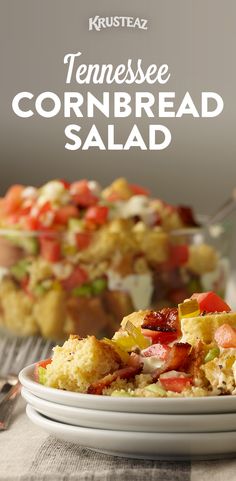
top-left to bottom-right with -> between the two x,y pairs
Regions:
85,206 -> 109,225
40,237 -> 61,263
129,183 -> 150,196
160,375 -> 193,393
141,343 -> 171,360
214,323 -> 236,348
34,358 -> 52,382
4,185 -> 24,215
25,216 -> 40,230
58,179 -> 70,189
38,201 -> 52,215
70,180 -> 98,207
62,265 -> 88,291
169,244 -> 189,267
9,205 -> 32,222
21,277 -> 34,298
55,205 -> 79,225
191,292 -> 231,313
141,329 -> 178,345
106,192 -> 123,202
75,232 -> 91,250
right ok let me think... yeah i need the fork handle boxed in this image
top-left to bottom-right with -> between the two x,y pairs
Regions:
0,381 -> 21,430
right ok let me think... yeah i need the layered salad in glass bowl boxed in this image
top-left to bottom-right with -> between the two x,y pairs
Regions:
0,178 -> 230,340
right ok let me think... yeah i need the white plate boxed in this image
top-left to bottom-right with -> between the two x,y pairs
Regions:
22,387 -> 236,433
20,364 -> 236,414
26,404 -> 236,460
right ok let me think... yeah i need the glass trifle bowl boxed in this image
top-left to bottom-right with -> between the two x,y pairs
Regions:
0,179 -> 232,340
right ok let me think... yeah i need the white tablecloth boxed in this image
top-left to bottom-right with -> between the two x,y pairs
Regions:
0,398 -> 236,481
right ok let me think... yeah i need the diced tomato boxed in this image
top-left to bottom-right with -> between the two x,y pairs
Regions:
129,183 -> 150,196
75,232 -> 91,250
38,201 -> 52,215
214,323 -> 236,348
55,205 -> 79,225
40,237 -> 61,262
160,375 -> 193,393
4,185 -> 24,215
85,206 -> 109,226
169,244 -> 189,267
7,205 -> 32,223
34,358 -> 52,382
106,192 -> 123,202
141,329 -> 178,345
191,292 -> 231,313
70,180 -> 98,207
25,216 -> 40,230
21,277 -> 34,299
58,179 -> 70,189
141,343 -> 171,360
62,265 -> 88,290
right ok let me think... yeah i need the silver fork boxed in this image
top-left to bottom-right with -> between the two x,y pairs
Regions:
0,335 -> 54,430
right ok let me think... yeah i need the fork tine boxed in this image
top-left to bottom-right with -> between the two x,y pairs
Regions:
0,334 -> 57,378
40,339 -> 54,361
17,337 -> 42,372
0,338 -> 18,376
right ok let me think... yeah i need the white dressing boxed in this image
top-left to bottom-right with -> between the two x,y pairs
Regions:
107,271 -> 153,310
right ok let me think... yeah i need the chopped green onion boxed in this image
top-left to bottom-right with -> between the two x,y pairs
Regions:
111,390 -> 132,397
68,218 -> 83,232
34,284 -> 47,297
145,384 -> 166,396
92,278 -> 107,295
72,284 -> 93,297
38,367 -> 47,385
10,259 -> 31,281
204,347 -> 220,363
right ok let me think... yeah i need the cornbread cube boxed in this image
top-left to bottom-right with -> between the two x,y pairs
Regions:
34,289 -> 67,339
133,224 -> 169,263
187,244 -> 218,275
181,312 -> 236,345
78,219 -> 137,264
120,309 -> 151,329
0,279 -> 38,336
102,177 -> 133,200
44,335 -> 122,392
202,353 -> 236,393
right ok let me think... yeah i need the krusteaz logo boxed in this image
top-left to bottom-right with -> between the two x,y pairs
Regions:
89,16 -> 148,32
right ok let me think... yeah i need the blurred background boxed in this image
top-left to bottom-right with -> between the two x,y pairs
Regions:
0,0 -> 235,217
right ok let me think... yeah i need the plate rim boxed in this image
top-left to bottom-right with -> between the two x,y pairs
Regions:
26,404 -> 236,439
20,363 -> 236,410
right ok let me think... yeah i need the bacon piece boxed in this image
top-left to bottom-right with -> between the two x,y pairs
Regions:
152,342 -> 192,381
177,206 -> 199,227
185,341 -> 206,380
142,308 -> 179,333
87,353 -> 143,395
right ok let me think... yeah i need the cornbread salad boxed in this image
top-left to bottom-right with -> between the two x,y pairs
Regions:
0,178 -> 224,340
0,178 -> 224,339
35,291 -> 236,398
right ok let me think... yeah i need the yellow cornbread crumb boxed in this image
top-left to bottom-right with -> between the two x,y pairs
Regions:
181,312 -> 236,345
44,335 -> 122,392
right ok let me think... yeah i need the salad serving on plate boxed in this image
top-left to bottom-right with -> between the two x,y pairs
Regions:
33,291 -> 236,398
0,178 -> 229,340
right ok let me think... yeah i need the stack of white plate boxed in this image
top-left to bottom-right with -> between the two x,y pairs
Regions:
19,364 -> 236,460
